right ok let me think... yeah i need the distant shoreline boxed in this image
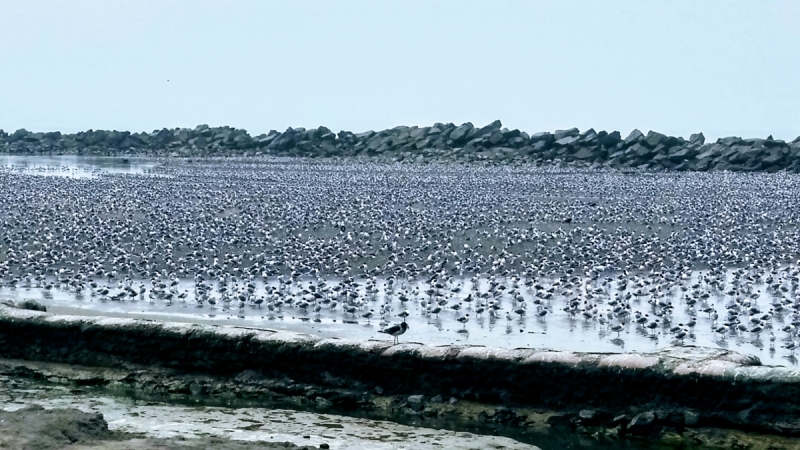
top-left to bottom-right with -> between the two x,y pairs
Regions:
2,122 -> 799,172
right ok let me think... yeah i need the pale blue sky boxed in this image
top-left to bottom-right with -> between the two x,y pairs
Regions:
1,1 -> 799,141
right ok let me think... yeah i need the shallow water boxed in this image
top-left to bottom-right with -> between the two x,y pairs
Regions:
0,155 -> 159,178
0,376 -> 536,450
1,267 -> 795,367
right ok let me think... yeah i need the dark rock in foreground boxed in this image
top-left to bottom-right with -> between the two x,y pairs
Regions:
2,122 -> 799,172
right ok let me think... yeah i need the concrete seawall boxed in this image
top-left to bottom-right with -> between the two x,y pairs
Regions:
2,306 -> 800,440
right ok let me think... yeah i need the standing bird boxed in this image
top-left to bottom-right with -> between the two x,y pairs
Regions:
362,309 -> 374,323
379,322 -> 409,344
457,313 -> 470,329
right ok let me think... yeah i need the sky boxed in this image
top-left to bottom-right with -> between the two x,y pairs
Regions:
1,1 -> 799,141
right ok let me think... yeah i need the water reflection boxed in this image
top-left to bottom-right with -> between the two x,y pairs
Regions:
0,155 -> 160,178
3,267 -> 797,367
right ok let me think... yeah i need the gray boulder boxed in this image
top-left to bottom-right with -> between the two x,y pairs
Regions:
764,136 -> 787,148
530,140 -> 550,153
409,127 -> 428,139
627,411 -> 656,434
730,145 -> 763,164
573,148 -> 595,160
631,143 -> 655,159
554,136 -> 579,147
407,395 -> 425,411
761,148 -> 785,168
7,128 -> 29,143
717,136 -> 743,146
427,125 -> 443,136
475,120 -> 502,138
689,133 -> 705,146
508,136 -> 527,148
530,132 -> 554,144
669,146 -> 697,163
578,128 -> 597,143
355,130 -> 376,140
487,130 -> 505,146
554,128 -> 579,140
624,129 -> 644,145
644,131 -> 668,148
683,410 -> 700,427
449,123 -> 475,144
597,131 -> 621,147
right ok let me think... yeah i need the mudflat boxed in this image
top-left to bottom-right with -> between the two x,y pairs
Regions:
0,406 -> 315,450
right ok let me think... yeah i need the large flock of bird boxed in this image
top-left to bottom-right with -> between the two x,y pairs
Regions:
2,158 -> 800,361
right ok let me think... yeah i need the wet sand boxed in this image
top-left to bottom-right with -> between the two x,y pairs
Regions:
0,406 -> 315,450
0,373 -> 537,450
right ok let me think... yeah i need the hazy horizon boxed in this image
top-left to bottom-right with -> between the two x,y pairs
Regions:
2,1 -> 799,141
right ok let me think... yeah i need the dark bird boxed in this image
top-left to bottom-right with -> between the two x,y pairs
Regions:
379,322 -> 409,344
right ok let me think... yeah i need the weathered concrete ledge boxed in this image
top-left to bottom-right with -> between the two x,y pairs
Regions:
2,306 -> 800,439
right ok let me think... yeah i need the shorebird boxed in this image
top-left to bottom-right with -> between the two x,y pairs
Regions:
379,322 -> 409,344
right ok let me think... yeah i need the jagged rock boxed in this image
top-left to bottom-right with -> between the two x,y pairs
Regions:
578,409 -> 596,422
495,128 -> 515,140
8,128 -> 30,143
554,136 -> 579,147
631,143 -> 655,159
652,153 -> 668,165
598,131 -> 621,147
718,136 -> 743,146
669,146 -> 697,163
628,412 -> 656,434
764,137 -> 787,148
742,138 -> 765,148
2,122 -> 796,171
480,407 -> 524,425
644,131 -> 668,148
449,123 -> 475,145
578,129 -> 597,144
485,130 -> 504,146
530,140 -> 550,153
684,410 -> 700,427
761,148 -> 785,168
473,120 -> 502,138
573,148 -> 595,160
554,128 -> 579,140
529,132 -> 554,145
407,394 -> 425,411
729,145 -> 763,164
508,137 -> 527,148
624,129 -> 645,145
355,130 -> 375,140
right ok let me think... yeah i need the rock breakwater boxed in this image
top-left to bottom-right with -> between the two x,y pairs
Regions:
2,122 -> 799,171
